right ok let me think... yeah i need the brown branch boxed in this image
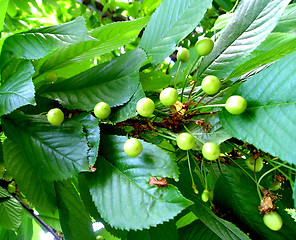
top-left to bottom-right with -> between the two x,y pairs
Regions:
76,0 -> 127,21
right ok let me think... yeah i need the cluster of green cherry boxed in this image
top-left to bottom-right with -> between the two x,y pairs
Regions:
0,163 -> 16,194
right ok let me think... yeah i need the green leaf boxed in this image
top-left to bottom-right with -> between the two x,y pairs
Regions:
214,167 -> 296,239
140,71 -> 172,91
274,3 -> 296,33
55,180 -> 96,240
220,50 -> 296,165
229,32 -> 296,78
16,213 -> 33,240
0,0 -> 9,32
37,209 -> 61,232
176,211 -> 198,229
1,16 -> 93,60
127,221 -> 178,240
86,135 -> 192,230
0,187 -> 23,230
38,17 -> 150,74
197,0 -> 290,80
0,61 -> 35,117
139,0 -> 212,64
3,139 -> 56,210
178,220 -> 221,240
2,111 -> 89,181
72,113 -> 100,166
38,48 -> 147,110
110,84 -> 145,123
0,227 -> 17,240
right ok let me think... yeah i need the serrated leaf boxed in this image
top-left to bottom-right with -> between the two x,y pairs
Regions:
2,111 -> 89,181
1,16 -> 93,60
55,180 -> 96,240
229,32 -> 296,78
38,48 -> 147,110
140,71 -> 172,91
38,17 -> 149,74
0,0 -> 9,32
139,0 -> 212,64
274,3 -> 296,33
215,167 -> 296,239
110,84 -> 145,123
178,220 -> 221,240
86,135 -> 192,230
0,187 -> 23,230
72,113 -> 100,166
197,0 -> 290,80
3,139 -> 56,210
0,61 -> 35,117
220,50 -> 296,165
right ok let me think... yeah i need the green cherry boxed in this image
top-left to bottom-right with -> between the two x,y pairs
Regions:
124,138 -> 143,157
7,182 -> 16,193
47,108 -> 64,126
159,88 -> 178,106
245,156 -> 263,172
4,172 -> 13,182
177,48 -> 190,62
202,142 -> 220,161
136,98 -> 155,117
225,95 -> 247,115
195,37 -> 214,56
176,133 -> 195,150
201,75 -> 221,95
263,211 -> 283,231
201,189 -> 210,202
94,102 -> 111,119
45,71 -> 58,83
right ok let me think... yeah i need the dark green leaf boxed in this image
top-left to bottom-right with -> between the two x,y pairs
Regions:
220,50 -> 296,165
0,61 -> 35,117
38,48 -> 147,110
0,227 -> 17,240
38,17 -> 150,74
197,0 -> 290,80
3,139 -> 56,210
1,16 -> 93,60
0,187 -> 23,230
86,135 -> 192,230
2,111 -> 89,181
72,113 -> 100,166
110,84 -> 145,123
214,167 -> 296,239
178,220 -> 221,240
55,180 -> 96,240
139,0 -> 212,64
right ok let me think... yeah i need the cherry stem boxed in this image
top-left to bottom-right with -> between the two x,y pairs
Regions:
188,104 -> 225,113
183,124 -> 205,144
153,131 -> 176,141
187,151 -> 197,194
174,61 -> 182,88
14,195 -> 61,240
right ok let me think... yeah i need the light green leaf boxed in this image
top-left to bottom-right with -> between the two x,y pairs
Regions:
3,139 -> 56,210
274,3 -> 296,33
55,180 -> 96,240
197,0 -> 290,80
140,71 -> 172,91
0,187 -> 23,230
38,17 -> 149,74
38,48 -> 147,110
2,111 -> 89,181
176,211 -> 198,229
110,84 -> 145,123
220,50 -> 296,165
139,0 -> 212,64
72,113 -> 100,166
229,32 -> 296,78
86,135 -> 192,230
0,61 -> 35,117
1,16 -> 93,60
0,0 -> 9,33
16,212 -> 33,240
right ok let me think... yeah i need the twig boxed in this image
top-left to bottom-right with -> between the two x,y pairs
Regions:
14,195 -> 61,240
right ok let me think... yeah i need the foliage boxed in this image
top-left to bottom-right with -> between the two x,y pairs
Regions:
1,0 -> 296,239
